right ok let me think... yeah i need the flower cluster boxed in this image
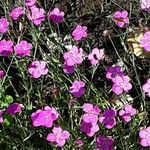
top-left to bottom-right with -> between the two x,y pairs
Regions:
31,106 -> 59,128
140,0 -> 150,12
106,65 -> 132,95
0,110 -> 3,124
9,7 -> 24,20
142,78 -> 150,97
119,104 -> 136,122
80,103 -> 100,137
0,18 -> 9,33
113,10 -> 129,28
0,70 -> 5,79
7,103 -> 22,115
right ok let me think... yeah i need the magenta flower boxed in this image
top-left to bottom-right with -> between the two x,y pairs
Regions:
0,39 -> 13,56
72,25 -> 88,41
47,126 -> 70,147
63,45 -> 83,66
82,103 -> 100,124
74,139 -> 84,147
0,70 -> 5,79
0,18 -> 9,33
6,103 -> 22,115
25,0 -> 36,7
112,75 -> 132,95
31,106 -> 59,128
0,110 -> 3,124
140,31 -> 150,52
63,63 -> 74,74
27,6 -> 45,26
140,0 -> 150,12
88,48 -> 105,65
28,60 -> 48,78
96,135 -> 114,150
119,105 -> 136,122
106,65 -> 124,80
99,109 -> 116,129
15,40 -> 32,57
80,121 -> 99,137
142,78 -> 150,97
9,7 -> 24,20
48,8 -> 64,23
69,80 -> 85,97
113,10 -> 129,28
139,126 -> 150,147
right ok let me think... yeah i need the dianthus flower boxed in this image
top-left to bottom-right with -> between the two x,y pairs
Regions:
99,109 -> 116,129
112,75 -> 132,95
31,106 -> 59,128
0,110 -> 3,124
119,104 -> 136,122
88,48 -> 105,65
6,103 -> 22,115
0,70 -> 5,79
25,0 -> 36,7
72,25 -> 88,41
63,62 -> 74,74
27,6 -> 45,25
139,126 -> 150,147
80,121 -> 99,137
0,39 -> 13,56
69,80 -> 85,97
63,45 -> 83,66
9,7 -> 24,20
140,31 -> 150,52
82,103 -> 100,124
96,135 -> 114,150
48,8 -> 64,23
142,78 -> 150,97
113,10 -> 129,28
74,139 -> 84,147
28,60 -> 48,78
106,65 -> 124,80
140,0 -> 150,12
0,18 -> 9,33
47,126 -> 70,147
15,40 -> 32,57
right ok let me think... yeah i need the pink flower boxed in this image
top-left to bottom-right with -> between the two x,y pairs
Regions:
47,126 -> 70,147
31,106 -> 59,128
99,109 -> 116,129
113,10 -> 129,28
82,103 -> 100,124
15,40 -> 32,57
25,0 -> 36,7
72,25 -> 88,41
139,126 -> 150,147
88,48 -> 105,65
9,7 -> 24,20
0,39 -> 13,56
119,105 -> 136,122
6,103 -> 22,115
48,8 -> 64,23
27,6 -> 45,26
63,63 -> 74,74
106,65 -> 124,80
80,121 -> 99,137
69,80 -> 85,97
140,31 -> 150,52
0,18 -> 9,33
63,45 -> 83,66
28,60 -> 48,78
112,75 -> 132,95
74,139 -> 84,147
140,0 -> 150,12
96,135 -> 114,150
142,78 -> 150,97
0,70 -> 5,79
0,110 -> 3,124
